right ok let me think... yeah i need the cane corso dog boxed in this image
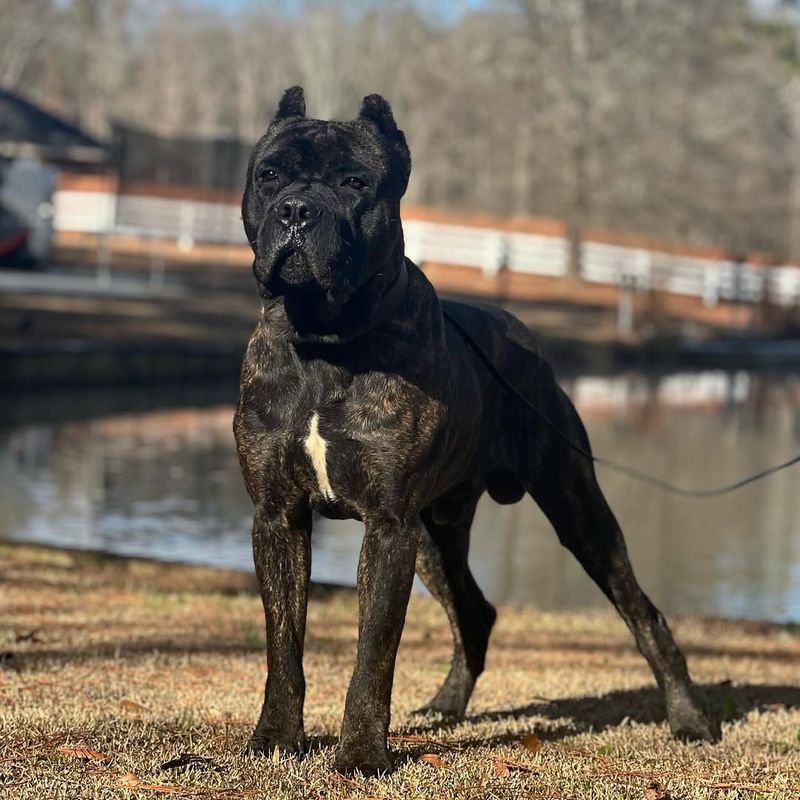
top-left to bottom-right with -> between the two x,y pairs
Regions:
234,86 -> 720,775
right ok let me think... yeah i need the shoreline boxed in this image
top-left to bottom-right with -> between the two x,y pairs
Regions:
4,334 -> 799,391
2,539 -> 798,631
2,268 -> 798,390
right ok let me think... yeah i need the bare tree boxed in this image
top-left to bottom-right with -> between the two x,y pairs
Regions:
0,0 -> 54,89
3,0 -> 795,261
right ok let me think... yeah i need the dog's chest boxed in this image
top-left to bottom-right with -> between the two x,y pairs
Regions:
292,385 -> 419,511
302,410 -> 337,502
241,366 -> 440,515
236,326 -> 457,517
288,395 -> 410,517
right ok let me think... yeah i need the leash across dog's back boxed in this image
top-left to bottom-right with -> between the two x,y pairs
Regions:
442,309 -> 800,498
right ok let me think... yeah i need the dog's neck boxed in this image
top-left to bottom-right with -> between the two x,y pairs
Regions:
262,251 -> 409,346
359,255 -> 408,332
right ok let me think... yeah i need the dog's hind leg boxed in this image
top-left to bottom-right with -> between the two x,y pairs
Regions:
413,490 -> 496,719
522,390 -> 720,742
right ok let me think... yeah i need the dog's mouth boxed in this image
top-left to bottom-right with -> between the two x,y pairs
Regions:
256,245 -> 350,319
273,246 -> 312,287
268,241 -> 355,303
256,245 -> 318,297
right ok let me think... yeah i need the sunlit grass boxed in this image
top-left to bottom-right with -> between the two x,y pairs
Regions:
1,542 -> 798,799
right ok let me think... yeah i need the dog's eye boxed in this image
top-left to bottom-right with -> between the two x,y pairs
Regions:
342,176 -> 367,190
258,167 -> 279,183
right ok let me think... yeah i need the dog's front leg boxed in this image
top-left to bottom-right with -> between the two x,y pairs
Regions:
335,513 -> 421,775
249,501 -> 312,756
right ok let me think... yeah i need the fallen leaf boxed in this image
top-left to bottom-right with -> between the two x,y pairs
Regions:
117,773 -> 141,787
107,592 -> 138,603
417,753 -> 446,768
57,746 -> 108,762
644,782 -> 671,800
120,699 -> 148,713
520,733 -> 542,753
493,758 -> 539,776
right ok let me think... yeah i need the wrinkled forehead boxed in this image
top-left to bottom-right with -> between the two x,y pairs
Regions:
255,119 -> 388,174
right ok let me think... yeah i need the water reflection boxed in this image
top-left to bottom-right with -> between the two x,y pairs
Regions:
1,370 -> 798,622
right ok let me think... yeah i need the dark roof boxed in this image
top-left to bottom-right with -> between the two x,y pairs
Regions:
0,88 -> 107,163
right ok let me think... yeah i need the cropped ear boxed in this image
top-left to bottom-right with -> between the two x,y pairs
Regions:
271,86 -> 306,125
359,94 -> 399,135
358,94 -> 411,193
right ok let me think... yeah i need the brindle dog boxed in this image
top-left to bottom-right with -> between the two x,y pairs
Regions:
234,86 -> 720,775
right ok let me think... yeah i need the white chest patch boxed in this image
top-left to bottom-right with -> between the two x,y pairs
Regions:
303,412 -> 336,501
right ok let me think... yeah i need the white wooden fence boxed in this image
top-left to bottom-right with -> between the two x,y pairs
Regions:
53,188 -> 800,307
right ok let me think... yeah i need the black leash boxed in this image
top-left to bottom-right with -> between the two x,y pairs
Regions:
443,309 -> 800,498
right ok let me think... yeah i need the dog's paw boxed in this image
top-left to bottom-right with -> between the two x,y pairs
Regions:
411,680 -> 470,720
669,711 -> 721,743
247,728 -> 307,757
334,743 -> 392,776
666,693 -> 721,743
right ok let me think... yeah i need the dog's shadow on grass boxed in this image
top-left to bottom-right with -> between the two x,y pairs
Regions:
397,681 -> 800,749
250,682 -> 800,775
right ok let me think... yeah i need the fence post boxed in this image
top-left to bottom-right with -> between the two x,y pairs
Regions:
482,232 -> 506,277
404,221 -> 424,266
617,272 -> 634,336
96,233 -> 111,287
177,202 -> 195,252
149,238 -> 165,289
703,264 -> 721,308
95,188 -> 116,287
616,250 -> 648,337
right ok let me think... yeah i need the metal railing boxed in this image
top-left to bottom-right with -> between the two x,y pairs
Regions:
53,188 -> 800,307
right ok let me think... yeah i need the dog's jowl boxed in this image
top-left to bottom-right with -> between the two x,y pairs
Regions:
234,86 -> 720,775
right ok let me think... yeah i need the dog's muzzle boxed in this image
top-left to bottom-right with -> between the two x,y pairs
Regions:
255,193 -> 333,293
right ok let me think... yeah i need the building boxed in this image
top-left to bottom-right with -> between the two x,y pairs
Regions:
0,89 -> 107,264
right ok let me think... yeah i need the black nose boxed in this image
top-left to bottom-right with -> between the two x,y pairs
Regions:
276,194 -> 320,228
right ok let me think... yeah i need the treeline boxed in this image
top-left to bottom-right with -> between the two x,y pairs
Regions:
4,0 -> 800,264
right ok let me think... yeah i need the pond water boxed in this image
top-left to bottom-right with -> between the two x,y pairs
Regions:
1,369 -> 799,622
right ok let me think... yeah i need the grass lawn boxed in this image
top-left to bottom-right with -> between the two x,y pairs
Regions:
1,542 -> 798,799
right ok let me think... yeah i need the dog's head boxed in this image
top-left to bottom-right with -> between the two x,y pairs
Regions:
242,86 -> 411,339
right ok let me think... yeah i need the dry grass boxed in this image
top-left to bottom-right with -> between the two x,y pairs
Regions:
1,542 -> 799,800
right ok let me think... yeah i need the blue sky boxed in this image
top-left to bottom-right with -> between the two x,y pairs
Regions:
211,0 -> 777,7
208,0 -> 788,18
210,0 -> 490,16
